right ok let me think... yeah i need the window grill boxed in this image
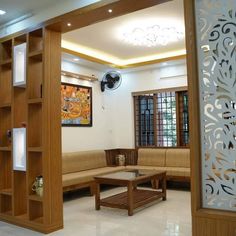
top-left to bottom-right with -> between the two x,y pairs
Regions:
134,89 -> 189,148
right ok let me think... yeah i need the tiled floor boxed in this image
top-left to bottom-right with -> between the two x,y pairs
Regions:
0,188 -> 191,236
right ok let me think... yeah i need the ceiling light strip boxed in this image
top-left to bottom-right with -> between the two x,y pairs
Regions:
61,47 -> 186,69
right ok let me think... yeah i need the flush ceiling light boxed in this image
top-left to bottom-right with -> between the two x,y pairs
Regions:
67,23 -> 72,27
120,23 -> 184,47
108,9 -> 113,13
0,10 -> 6,15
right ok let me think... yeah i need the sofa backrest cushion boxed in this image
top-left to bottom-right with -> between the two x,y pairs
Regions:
166,149 -> 190,168
138,148 -> 166,166
62,150 -> 107,174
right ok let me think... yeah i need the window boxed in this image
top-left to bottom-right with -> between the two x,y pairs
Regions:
157,91 -> 177,147
134,88 -> 189,147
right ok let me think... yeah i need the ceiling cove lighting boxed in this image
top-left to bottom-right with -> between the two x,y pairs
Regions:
120,23 -> 184,47
62,40 -> 186,66
0,10 -> 6,15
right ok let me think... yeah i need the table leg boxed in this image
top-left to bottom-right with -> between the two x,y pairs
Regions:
95,182 -> 100,210
151,178 -> 159,189
128,181 -> 134,216
162,174 -> 167,201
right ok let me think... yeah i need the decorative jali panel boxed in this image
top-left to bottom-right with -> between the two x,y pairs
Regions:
195,0 -> 236,211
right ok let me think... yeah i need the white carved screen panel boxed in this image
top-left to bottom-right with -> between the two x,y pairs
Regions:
195,0 -> 236,211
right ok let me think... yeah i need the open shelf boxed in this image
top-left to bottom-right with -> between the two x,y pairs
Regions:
13,87 -> 27,128
0,40 -> 12,62
13,171 -> 27,216
0,151 -> 12,192
28,57 -> 43,100
0,63 -> 12,105
14,34 -> 27,46
28,103 -> 42,147
29,201 -> 43,223
0,106 -> 11,147
28,152 -> 42,197
28,29 -> 43,54
0,195 -> 12,215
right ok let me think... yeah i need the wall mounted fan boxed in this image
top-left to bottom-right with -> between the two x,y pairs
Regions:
101,71 -> 122,92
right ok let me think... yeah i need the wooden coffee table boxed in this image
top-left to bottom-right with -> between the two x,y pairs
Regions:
94,169 -> 166,216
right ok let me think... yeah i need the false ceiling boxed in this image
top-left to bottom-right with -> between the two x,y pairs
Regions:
62,0 -> 186,67
0,0 -> 67,26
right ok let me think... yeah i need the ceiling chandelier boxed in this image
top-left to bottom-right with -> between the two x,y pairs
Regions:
122,25 -> 184,47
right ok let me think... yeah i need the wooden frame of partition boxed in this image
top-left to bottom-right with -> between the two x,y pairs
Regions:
184,1 -> 236,235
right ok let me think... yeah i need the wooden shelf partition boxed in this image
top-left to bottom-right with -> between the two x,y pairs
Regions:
0,28 -> 63,233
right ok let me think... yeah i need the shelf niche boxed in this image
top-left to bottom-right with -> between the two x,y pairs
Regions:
13,43 -> 27,87
13,171 -> 27,216
0,151 -> 12,192
0,107 -> 11,147
0,195 -> 12,215
0,64 -> 12,105
0,40 -> 12,62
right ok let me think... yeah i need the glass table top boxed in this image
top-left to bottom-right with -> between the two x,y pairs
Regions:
95,169 -> 161,180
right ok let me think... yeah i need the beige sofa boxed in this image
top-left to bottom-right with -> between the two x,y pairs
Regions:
62,150 -> 125,193
126,148 -> 190,181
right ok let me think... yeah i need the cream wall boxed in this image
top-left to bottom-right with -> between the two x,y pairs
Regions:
61,60 -> 114,152
106,63 -> 188,148
61,60 -> 187,152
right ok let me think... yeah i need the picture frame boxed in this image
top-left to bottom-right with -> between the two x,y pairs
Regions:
61,82 -> 92,127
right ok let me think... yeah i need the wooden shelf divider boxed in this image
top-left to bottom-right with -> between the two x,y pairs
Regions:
28,195 -> 43,202
0,188 -> 12,196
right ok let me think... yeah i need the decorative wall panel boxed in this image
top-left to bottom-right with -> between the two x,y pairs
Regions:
195,0 -> 236,211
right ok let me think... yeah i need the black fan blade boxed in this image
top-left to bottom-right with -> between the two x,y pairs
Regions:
113,75 -> 120,81
107,81 -> 114,89
101,81 -> 106,92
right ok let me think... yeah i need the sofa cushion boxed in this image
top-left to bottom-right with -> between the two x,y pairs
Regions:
165,167 -> 190,177
166,149 -> 190,168
63,166 -> 126,187
138,149 -> 166,166
62,150 -> 107,174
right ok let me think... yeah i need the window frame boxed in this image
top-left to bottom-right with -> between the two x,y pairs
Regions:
133,86 -> 189,148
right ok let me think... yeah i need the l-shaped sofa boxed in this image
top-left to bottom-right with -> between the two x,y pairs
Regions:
62,148 -> 190,194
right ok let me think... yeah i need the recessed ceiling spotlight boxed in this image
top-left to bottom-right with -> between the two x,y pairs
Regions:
108,9 -> 113,13
162,62 -> 168,66
67,23 -> 72,27
73,58 -> 80,61
0,10 -> 6,15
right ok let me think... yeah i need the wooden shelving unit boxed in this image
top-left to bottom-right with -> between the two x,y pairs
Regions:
0,28 -> 63,233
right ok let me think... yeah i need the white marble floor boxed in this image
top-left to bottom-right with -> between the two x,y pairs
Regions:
0,188 -> 192,236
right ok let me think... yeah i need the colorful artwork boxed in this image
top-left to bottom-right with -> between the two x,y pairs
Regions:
61,83 -> 92,126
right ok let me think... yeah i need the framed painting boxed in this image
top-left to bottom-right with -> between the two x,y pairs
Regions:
61,83 -> 92,126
